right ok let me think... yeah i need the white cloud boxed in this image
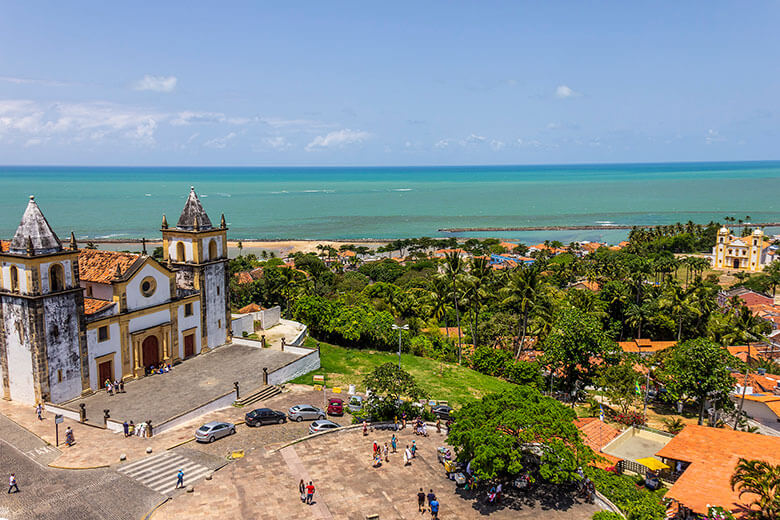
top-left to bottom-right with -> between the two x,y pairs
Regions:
434,139 -> 452,149
305,129 -> 369,151
517,138 -> 544,148
171,111 -> 226,126
204,132 -> 237,149
0,76 -> 71,87
133,75 -> 177,93
261,136 -> 292,150
463,134 -> 486,145
705,129 -> 725,145
555,85 -> 578,98
0,99 -> 164,144
490,139 -> 506,151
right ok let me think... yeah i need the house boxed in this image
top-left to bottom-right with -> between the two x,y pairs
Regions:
717,287 -> 773,309
575,417 -> 622,465
617,339 -> 677,356
0,188 -> 231,404
569,280 -> 600,292
656,425 -> 780,517
712,227 -> 773,272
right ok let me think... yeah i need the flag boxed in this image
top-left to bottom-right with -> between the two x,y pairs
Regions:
599,404 -> 605,422
635,381 -> 642,395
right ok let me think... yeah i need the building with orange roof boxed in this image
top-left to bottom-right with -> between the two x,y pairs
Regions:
498,241 -> 519,251
0,240 -> 9,253
575,417 -> 622,456
569,280 -> 600,292
234,271 -> 254,285
0,189 -> 230,404
712,227 -> 774,272
237,303 -> 263,314
656,424 -> 780,516
617,339 -> 677,356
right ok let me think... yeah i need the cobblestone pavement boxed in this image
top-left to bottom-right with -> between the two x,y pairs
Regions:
67,342 -> 300,425
153,427 -> 602,520
0,425 -> 160,520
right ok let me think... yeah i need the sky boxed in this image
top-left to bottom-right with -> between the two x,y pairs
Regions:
0,2 -> 779,166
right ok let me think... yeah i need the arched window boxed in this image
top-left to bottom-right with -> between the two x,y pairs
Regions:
9,266 -> 19,292
209,239 -> 218,261
176,242 -> 185,262
49,263 -> 65,292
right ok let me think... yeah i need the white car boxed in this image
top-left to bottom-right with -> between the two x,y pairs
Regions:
288,404 -> 326,422
308,419 -> 340,435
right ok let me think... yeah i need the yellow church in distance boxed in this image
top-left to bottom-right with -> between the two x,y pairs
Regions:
711,227 -> 774,271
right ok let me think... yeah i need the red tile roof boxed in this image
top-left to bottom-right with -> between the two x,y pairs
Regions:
656,425 -> 780,516
739,291 -> 773,309
78,249 -> 141,284
0,240 -> 8,253
234,271 -> 253,284
237,303 -> 262,313
83,298 -> 114,315
575,417 -> 621,453
618,339 -> 677,354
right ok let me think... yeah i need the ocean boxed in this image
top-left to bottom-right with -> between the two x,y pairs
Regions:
1,162 -> 779,243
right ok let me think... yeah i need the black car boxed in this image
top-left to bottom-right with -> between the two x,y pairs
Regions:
245,408 -> 286,427
432,405 -> 454,420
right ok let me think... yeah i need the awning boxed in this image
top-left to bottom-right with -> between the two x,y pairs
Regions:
636,457 -> 669,471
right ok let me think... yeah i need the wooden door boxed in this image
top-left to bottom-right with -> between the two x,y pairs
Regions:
184,334 -> 195,358
98,360 -> 113,386
142,336 -> 160,369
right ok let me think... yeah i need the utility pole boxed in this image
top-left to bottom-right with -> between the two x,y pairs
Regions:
734,343 -> 752,430
391,324 -> 409,369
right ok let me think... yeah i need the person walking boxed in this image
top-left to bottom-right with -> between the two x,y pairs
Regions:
299,479 -> 306,502
65,426 -> 74,446
305,481 -> 315,504
404,446 -> 412,466
119,378 -> 125,393
411,440 -> 417,458
123,420 -> 129,437
8,473 -> 18,494
35,403 -> 43,421
426,490 -> 436,510
128,421 -> 135,436
391,434 -> 397,453
105,379 -> 113,396
430,497 -> 440,519
175,469 -> 184,489
417,488 -> 426,512
383,442 -> 389,463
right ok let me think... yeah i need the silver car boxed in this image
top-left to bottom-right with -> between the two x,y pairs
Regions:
195,421 -> 236,443
308,419 -> 340,435
288,404 -> 326,422
347,395 -> 363,413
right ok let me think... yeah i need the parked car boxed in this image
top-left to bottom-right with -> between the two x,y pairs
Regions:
245,408 -> 286,427
309,419 -> 340,435
327,398 -> 344,416
347,395 -> 363,413
195,421 -> 236,443
432,405 -> 454,420
288,404 -> 326,422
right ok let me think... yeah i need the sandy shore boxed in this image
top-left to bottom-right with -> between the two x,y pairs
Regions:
82,239 -> 390,258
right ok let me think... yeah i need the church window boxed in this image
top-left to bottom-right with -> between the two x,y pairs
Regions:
216,285 -> 220,296
98,326 -> 109,342
10,265 -> 19,292
184,303 -> 193,316
57,369 -> 63,383
209,240 -> 218,260
140,276 -> 157,297
176,242 -> 185,262
218,319 -> 222,329
86,285 -> 93,297
49,263 -> 65,292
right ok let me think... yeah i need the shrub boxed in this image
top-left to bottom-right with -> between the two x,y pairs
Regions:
587,467 -> 666,520
613,411 -> 645,427
592,512 -> 623,520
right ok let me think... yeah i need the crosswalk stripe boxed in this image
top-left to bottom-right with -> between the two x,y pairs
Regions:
116,450 -> 212,495
122,455 -> 187,479
152,467 -> 212,494
142,461 -> 204,488
117,452 -> 175,473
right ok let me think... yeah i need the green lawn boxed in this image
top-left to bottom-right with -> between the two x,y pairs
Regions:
290,337 -> 515,408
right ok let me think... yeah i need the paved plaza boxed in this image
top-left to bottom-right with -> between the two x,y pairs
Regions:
153,426 -> 603,520
67,342 -> 300,426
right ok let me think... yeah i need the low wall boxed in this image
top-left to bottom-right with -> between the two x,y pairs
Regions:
231,314 -> 254,337
153,390 -> 237,436
44,403 -> 81,422
251,306 -> 281,330
288,325 -> 308,347
268,348 -> 321,385
283,343 -> 314,356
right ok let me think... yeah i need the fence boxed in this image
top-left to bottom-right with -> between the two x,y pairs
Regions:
617,460 -> 680,484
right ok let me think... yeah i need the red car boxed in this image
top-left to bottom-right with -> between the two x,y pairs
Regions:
327,398 -> 344,416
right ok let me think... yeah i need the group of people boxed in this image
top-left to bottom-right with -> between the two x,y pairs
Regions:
486,483 -> 503,504
416,488 -> 440,518
122,420 -> 151,438
145,363 -> 173,376
104,378 -> 125,396
298,479 -> 316,504
370,436 -> 419,467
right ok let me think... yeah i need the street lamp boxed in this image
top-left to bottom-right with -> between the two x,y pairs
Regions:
391,324 -> 409,369
643,364 -> 657,424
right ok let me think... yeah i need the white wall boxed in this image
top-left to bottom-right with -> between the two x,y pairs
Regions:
202,237 -> 223,260
0,262 -> 29,294
204,263 -> 226,349
81,282 -> 113,301
126,264 -> 171,311
168,238 -> 193,262
231,314 -> 253,337
44,295 -> 83,403
267,350 -> 321,385
86,322 -> 121,390
3,301 -> 35,403
39,259 -> 73,293
129,309 -> 171,334
176,300 -> 201,358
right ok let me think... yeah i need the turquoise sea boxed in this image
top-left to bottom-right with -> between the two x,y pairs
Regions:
0,162 -> 779,243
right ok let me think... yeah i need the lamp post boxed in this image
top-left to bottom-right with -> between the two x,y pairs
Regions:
643,362 -> 657,424
391,324 -> 409,369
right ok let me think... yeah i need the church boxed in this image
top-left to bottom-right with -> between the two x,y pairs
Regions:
711,226 -> 774,272
0,188 -> 231,405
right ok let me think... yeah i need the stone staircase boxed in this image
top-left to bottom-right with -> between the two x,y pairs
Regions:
234,385 -> 282,407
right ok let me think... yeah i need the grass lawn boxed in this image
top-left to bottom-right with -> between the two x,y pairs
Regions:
290,337 -> 515,408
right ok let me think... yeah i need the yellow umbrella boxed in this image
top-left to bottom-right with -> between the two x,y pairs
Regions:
636,457 -> 669,471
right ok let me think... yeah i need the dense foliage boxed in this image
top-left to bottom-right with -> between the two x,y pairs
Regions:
447,386 -> 593,483
586,467 -> 666,520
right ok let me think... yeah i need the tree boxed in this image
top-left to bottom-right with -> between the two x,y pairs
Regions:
446,386 -> 593,483
442,251 -> 465,364
730,458 -> 780,520
656,338 -> 742,425
237,240 -> 243,255
362,362 -> 427,404
596,359 -> 641,415
542,307 -> 614,402
765,261 -> 780,298
501,263 -> 545,359
152,246 -> 164,260
658,283 -> 699,341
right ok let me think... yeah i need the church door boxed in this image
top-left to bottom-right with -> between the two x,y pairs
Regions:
184,334 -> 195,358
142,336 -> 160,370
733,259 -> 740,269
98,360 -> 113,386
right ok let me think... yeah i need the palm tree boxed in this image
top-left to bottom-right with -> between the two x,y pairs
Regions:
658,283 -> 699,341
626,298 -> 653,339
723,304 -> 770,347
730,458 -> 780,519
500,263 -> 545,360
430,275 -> 451,336
443,251 -> 465,364
765,261 -> 780,297
462,256 -> 492,347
